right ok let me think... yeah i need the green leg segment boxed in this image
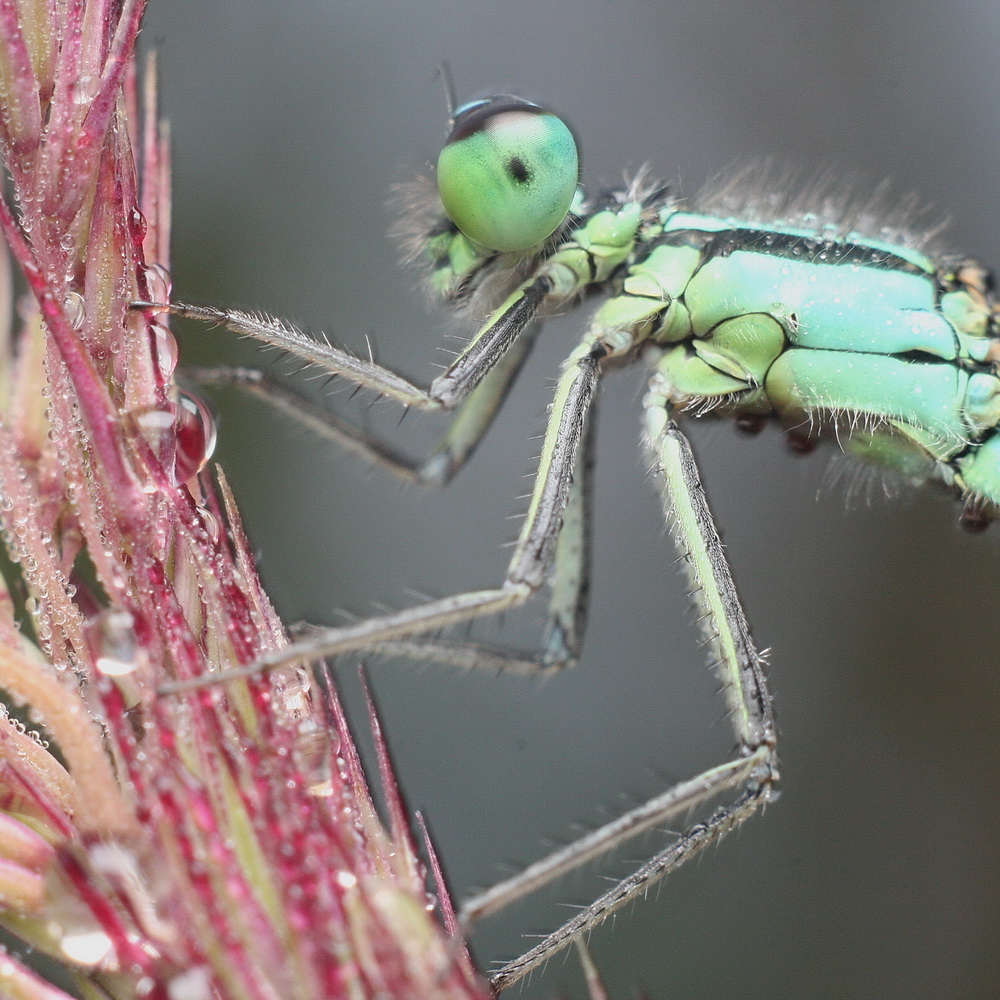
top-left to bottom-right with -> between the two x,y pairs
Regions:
159,335 -> 604,694
474,373 -> 778,990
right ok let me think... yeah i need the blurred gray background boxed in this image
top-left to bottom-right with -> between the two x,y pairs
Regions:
141,2 -> 1000,997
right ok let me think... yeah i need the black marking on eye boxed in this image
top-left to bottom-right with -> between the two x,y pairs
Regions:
447,96 -> 543,144
507,156 -> 531,184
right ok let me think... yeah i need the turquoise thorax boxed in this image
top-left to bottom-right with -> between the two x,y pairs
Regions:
420,179 -> 1000,511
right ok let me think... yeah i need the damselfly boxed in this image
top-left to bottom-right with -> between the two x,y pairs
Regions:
136,90 -> 1000,991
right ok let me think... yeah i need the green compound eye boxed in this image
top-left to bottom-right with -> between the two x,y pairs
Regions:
437,96 -> 579,253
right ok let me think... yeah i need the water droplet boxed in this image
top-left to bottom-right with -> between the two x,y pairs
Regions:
64,291 -> 86,329
143,263 -> 172,304
295,719 -> 339,797
151,322 -> 179,379
71,75 -> 101,105
174,391 -> 218,483
167,966 -> 212,1000
92,609 -> 144,677
336,870 -> 358,890
131,405 -> 176,485
196,505 -> 220,544
58,928 -> 115,966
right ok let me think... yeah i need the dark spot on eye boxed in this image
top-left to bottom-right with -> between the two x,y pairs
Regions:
506,156 -> 531,184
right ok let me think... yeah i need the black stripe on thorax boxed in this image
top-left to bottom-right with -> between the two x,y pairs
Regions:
651,226 -> 929,276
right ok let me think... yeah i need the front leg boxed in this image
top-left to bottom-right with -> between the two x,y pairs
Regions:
181,319 -> 540,487
133,274 -> 550,412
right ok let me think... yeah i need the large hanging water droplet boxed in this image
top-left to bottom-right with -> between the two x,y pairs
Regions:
173,391 -> 217,483
151,322 -> 179,380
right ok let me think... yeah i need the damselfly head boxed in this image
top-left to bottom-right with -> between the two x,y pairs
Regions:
436,95 -> 579,252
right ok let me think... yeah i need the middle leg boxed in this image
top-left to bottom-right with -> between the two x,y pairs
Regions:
159,336 -> 608,693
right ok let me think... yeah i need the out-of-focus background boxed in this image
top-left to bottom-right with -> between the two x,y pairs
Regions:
141,2 -> 1000,997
